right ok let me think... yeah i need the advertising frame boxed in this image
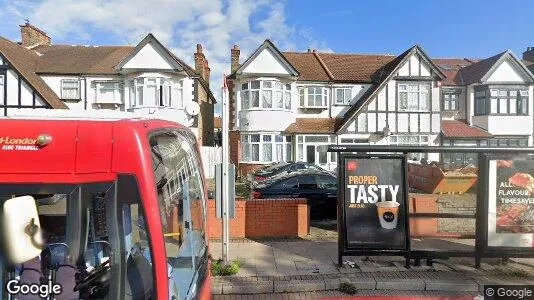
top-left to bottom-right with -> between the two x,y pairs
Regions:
477,153 -> 534,258
337,153 -> 411,267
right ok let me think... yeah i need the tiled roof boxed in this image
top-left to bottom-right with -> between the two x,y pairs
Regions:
441,120 -> 492,138
282,52 -> 330,81
318,53 -> 395,83
432,58 -> 477,86
456,51 -> 507,85
285,118 -> 337,134
0,37 -> 67,109
33,44 -> 134,74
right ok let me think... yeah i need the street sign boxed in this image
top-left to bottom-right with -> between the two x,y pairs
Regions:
338,154 -> 410,265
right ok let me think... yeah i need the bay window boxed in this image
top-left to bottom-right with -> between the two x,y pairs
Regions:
241,80 -> 291,110
398,82 -> 430,111
241,133 -> 293,163
299,86 -> 328,108
131,77 -> 183,108
335,87 -> 352,105
474,86 -> 528,116
61,79 -> 80,100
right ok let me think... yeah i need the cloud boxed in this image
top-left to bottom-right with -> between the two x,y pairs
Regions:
2,0 -> 330,112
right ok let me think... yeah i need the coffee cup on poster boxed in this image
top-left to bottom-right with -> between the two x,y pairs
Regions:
376,201 -> 400,230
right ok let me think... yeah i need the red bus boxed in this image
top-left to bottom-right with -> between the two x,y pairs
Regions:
0,118 -> 210,300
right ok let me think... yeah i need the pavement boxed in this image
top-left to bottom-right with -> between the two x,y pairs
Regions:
209,237 -> 534,298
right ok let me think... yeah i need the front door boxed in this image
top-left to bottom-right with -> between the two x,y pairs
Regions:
306,145 -> 316,164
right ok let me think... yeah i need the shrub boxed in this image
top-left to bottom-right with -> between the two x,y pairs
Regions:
211,259 -> 241,276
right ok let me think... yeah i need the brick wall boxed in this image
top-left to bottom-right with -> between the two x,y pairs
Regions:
207,198 -> 309,239
238,163 -> 266,177
437,194 -> 476,235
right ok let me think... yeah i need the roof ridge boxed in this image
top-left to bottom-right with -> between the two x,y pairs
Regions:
312,52 -> 334,81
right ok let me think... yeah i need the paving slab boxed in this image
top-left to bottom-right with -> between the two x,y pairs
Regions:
273,280 -> 326,293
424,279 -> 479,292
222,281 -> 274,294
375,279 -> 426,291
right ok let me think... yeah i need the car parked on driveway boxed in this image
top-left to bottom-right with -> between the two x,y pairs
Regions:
251,170 -> 337,219
247,162 -> 326,183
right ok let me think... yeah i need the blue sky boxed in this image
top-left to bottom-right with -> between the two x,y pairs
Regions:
0,0 -> 532,111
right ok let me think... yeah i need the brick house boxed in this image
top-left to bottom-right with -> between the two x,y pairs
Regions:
0,22 -> 216,146
227,40 -> 534,175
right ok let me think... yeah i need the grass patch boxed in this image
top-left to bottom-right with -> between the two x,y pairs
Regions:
508,268 -> 529,278
211,259 -> 241,276
339,282 -> 358,295
235,182 -> 250,198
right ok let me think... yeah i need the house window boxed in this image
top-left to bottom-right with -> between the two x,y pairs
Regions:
131,77 -> 183,108
95,82 -> 122,104
241,80 -> 291,110
489,137 -> 529,147
241,133 -> 293,163
442,93 -> 459,111
340,138 -> 368,144
335,87 -> 352,105
389,134 -> 429,161
474,87 -> 528,116
0,75 -> 4,105
398,82 -> 430,111
298,86 -> 328,108
61,79 -> 80,100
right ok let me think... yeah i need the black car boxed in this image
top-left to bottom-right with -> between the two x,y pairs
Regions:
251,170 -> 337,219
247,162 -> 325,182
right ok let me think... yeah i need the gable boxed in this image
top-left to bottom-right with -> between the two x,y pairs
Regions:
242,48 -> 292,75
397,53 -> 433,77
121,42 -> 175,70
486,59 -> 527,83
234,40 -> 299,77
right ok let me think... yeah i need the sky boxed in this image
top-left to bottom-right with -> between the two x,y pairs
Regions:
0,0 -> 532,113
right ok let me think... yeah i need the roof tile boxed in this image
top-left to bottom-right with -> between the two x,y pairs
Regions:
285,118 -> 336,134
441,120 -> 492,138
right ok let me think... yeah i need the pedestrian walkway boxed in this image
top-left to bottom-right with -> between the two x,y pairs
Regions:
209,239 -> 534,296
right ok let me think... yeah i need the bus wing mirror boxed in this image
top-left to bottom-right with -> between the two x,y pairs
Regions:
2,196 -> 43,264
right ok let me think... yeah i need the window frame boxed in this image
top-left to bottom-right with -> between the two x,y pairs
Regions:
298,86 -> 328,108
442,92 -> 460,111
334,87 -> 353,105
61,78 -> 81,101
95,81 -> 123,105
241,133 -> 294,163
240,80 -> 291,111
397,82 -> 430,112
131,76 -> 184,108
474,86 -> 529,116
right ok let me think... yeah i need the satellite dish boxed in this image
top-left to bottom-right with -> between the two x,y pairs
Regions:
185,102 -> 200,116
239,117 -> 249,126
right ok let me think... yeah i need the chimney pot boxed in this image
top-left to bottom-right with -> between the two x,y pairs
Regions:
307,48 -> 312,52
233,45 -> 239,50
523,46 -> 534,62
196,44 -> 202,53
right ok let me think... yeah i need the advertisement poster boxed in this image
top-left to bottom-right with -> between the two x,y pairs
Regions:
488,158 -> 534,248
343,156 -> 408,250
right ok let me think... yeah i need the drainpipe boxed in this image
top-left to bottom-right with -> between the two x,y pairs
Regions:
84,77 -> 88,110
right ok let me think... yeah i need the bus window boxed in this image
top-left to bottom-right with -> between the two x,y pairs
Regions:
150,130 -> 208,298
119,175 -> 155,299
0,186 -> 119,300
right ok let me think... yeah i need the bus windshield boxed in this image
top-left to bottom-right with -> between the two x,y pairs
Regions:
149,130 -> 208,299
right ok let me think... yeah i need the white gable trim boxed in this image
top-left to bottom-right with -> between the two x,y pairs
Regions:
115,34 -> 183,72
234,40 -> 299,77
481,51 -> 534,83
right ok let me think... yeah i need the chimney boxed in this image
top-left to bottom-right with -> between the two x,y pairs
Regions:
20,21 -> 51,48
194,43 -> 210,86
523,46 -> 534,62
231,45 -> 240,73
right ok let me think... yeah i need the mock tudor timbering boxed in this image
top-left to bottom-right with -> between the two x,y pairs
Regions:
227,40 -> 534,175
